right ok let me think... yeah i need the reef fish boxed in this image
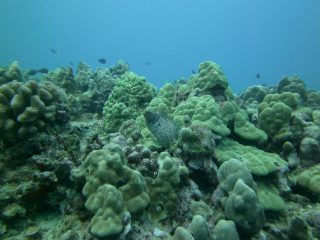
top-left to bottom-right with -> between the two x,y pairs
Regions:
50,48 -> 60,55
38,68 -> 49,74
98,58 -> 107,64
144,110 -> 180,147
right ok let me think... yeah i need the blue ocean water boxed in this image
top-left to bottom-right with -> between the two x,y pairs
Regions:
1,0 -> 319,93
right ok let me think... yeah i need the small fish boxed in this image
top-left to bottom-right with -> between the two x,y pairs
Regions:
50,48 -> 59,54
144,110 -> 180,147
192,70 -> 196,74
98,58 -> 107,64
70,62 -> 74,67
256,73 -> 260,79
27,69 -> 38,76
145,61 -> 152,66
38,68 -> 49,74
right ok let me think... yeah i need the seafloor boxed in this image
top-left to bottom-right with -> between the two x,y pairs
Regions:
0,60 -> 319,240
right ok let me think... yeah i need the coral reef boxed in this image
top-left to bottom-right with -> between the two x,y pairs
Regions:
0,79 -> 67,145
1,60 -> 320,240
0,61 -> 22,85
103,72 -> 156,133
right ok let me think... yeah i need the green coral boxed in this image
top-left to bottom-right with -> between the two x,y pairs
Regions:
278,75 -> 306,100
146,83 -> 176,115
259,102 -> 292,141
299,137 -> 320,162
190,200 -> 213,219
43,67 -> 77,94
0,80 -> 66,144
297,164 -> 320,196
242,85 -> 267,103
306,91 -> 320,110
256,181 -> 285,211
225,179 -> 265,236
85,184 -> 127,238
212,220 -> 239,240
173,95 -> 230,136
233,112 -> 268,143
173,227 -> 194,240
190,215 -> 211,240
259,92 -> 300,111
148,152 -> 183,220
216,139 -> 287,176
312,110 -> 320,125
0,61 -> 22,85
103,72 -> 155,133
192,61 -> 228,94
178,125 -> 216,156
82,145 -> 150,214
217,158 -> 255,193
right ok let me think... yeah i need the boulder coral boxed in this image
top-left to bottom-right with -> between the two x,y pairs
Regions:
103,72 -> 155,133
225,179 -> 265,236
216,138 -> 287,176
297,164 -> 320,197
82,145 -> 150,237
148,152 -> 185,220
192,61 -> 229,101
212,220 -> 239,240
0,61 -> 22,85
0,80 -> 66,144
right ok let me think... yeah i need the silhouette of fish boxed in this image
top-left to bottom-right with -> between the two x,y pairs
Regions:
98,58 -> 107,64
256,73 -> 260,79
192,70 -> 196,74
145,61 -> 152,66
38,68 -> 49,74
27,69 -> 38,76
144,110 -> 180,147
50,48 -> 59,54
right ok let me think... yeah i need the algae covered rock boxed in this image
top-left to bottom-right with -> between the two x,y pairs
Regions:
0,80 -> 67,144
216,138 -> 287,176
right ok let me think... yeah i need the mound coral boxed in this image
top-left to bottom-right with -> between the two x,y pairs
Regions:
103,72 -> 155,133
0,80 -> 66,144
0,61 -> 22,85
